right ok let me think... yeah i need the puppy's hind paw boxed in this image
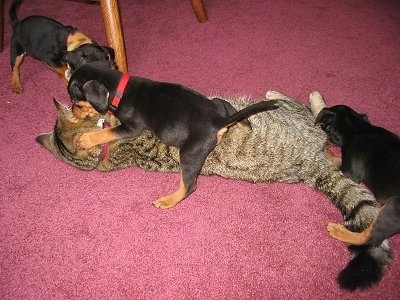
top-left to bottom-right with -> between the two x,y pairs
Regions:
327,222 -> 347,239
153,194 -> 183,210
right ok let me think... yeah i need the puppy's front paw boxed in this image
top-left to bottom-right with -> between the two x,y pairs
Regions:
72,101 -> 98,119
153,195 -> 180,210
12,84 -> 23,94
77,132 -> 96,149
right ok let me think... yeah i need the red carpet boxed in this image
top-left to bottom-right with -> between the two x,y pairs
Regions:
1,0 -> 400,299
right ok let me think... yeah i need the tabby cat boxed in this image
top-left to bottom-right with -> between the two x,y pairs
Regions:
37,91 -> 391,291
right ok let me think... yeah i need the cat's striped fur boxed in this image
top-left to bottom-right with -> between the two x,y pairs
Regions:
37,91 -> 391,290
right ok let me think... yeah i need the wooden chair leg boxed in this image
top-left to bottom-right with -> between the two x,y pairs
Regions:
190,0 -> 208,23
0,0 -> 4,52
100,0 -> 128,73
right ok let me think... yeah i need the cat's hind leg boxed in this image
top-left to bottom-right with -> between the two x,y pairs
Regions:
309,91 -> 327,117
265,90 -> 294,101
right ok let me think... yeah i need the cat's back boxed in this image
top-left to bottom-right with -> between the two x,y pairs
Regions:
204,97 -> 327,182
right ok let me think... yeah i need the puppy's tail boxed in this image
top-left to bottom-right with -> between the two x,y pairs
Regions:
337,243 -> 391,291
9,0 -> 24,28
304,161 -> 392,291
218,100 -> 279,128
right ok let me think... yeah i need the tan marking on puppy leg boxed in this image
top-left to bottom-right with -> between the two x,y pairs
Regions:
67,30 -> 93,51
77,127 -> 119,149
327,217 -> 376,245
153,176 -> 187,209
324,147 -> 342,167
236,122 -> 252,130
217,127 -> 228,144
52,66 -> 68,85
11,54 -> 24,93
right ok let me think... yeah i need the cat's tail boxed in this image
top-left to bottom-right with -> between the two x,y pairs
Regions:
306,91 -> 391,290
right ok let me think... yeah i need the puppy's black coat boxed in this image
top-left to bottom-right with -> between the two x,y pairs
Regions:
316,105 -> 400,246
9,0 -> 115,93
68,62 -> 279,209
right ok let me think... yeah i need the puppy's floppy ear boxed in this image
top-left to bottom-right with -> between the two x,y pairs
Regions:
68,81 -> 84,101
82,80 -> 110,113
62,49 -> 84,70
315,108 -> 344,145
315,108 -> 336,126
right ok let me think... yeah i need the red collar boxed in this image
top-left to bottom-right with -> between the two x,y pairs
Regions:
109,73 -> 130,113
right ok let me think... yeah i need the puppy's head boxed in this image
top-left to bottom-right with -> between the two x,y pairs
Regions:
68,79 -> 110,114
315,105 -> 369,146
63,44 -> 116,79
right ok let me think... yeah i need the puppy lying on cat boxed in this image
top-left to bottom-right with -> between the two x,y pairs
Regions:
67,63 -> 278,209
36,91 -> 391,291
316,105 -> 400,246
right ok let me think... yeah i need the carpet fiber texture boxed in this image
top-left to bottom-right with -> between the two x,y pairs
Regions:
1,0 -> 400,299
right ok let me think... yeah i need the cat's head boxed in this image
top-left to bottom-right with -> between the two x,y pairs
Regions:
36,99 -> 111,170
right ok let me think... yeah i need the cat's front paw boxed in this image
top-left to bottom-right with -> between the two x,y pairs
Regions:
77,132 -> 96,149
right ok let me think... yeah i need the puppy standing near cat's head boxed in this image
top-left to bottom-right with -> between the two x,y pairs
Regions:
316,104 -> 400,246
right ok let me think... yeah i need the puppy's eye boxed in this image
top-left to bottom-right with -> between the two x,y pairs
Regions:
319,123 -> 331,132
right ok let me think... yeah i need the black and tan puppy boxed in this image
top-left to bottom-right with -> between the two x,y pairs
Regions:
316,105 -> 400,246
67,62 -> 279,209
9,0 -> 115,93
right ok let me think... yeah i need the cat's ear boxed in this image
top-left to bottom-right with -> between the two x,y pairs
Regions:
36,131 -> 58,155
82,80 -> 109,113
53,98 -> 79,124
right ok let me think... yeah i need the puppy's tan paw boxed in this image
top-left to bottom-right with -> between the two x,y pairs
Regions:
153,195 -> 179,210
72,101 -> 98,119
12,84 -> 23,94
326,222 -> 347,238
77,132 -> 96,150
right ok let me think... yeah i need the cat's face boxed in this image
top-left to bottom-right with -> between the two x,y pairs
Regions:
36,99 -> 106,170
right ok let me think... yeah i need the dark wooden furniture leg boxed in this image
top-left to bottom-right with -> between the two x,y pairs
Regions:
0,0 -> 4,52
190,0 -> 208,23
100,0 -> 128,73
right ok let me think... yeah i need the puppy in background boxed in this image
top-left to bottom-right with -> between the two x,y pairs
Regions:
316,105 -> 400,246
9,0 -> 115,93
